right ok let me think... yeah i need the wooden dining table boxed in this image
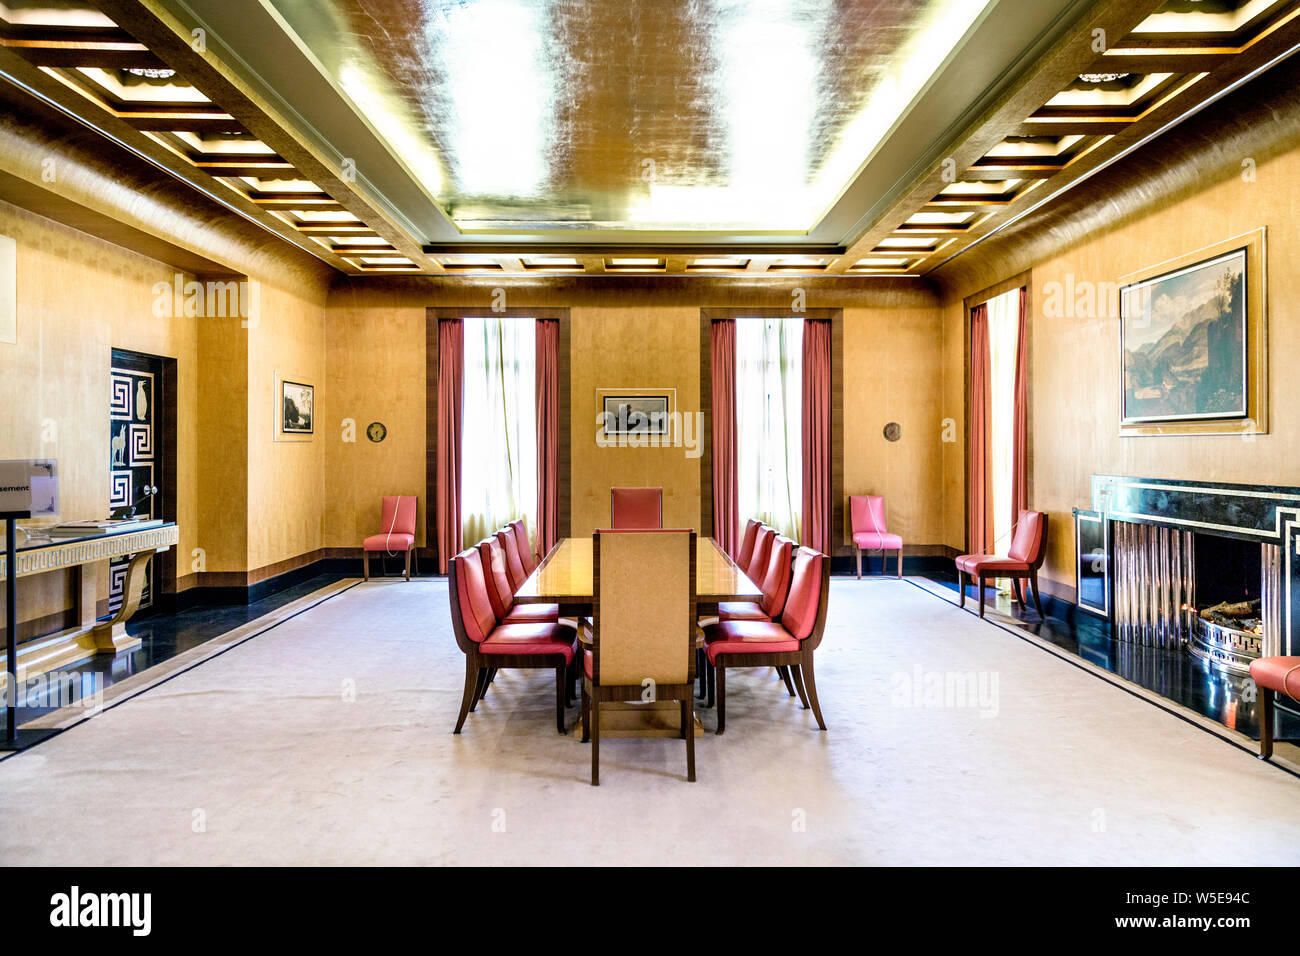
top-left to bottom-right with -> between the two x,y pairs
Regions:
513,535 -> 761,614
514,535 -> 761,738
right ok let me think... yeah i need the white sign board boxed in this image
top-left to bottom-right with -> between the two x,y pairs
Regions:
0,459 -> 57,517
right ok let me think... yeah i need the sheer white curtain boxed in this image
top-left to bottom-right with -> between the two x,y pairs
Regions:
986,288 -> 1020,559
736,317 -> 802,542
461,316 -> 537,546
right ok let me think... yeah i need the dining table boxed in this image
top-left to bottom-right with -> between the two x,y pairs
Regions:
514,535 -> 761,738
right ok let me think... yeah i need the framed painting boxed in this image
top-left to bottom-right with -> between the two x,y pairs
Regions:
600,393 -> 671,437
1117,229 -> 1265,438
281,379 -> 314,435
1120,247 -> 1247,424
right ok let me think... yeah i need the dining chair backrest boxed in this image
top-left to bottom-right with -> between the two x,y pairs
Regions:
1008,510 -> 1047,564
593,529 -> 695,686
610,486 -> 663,529
760,535 -> 796,618
496,527 -> 529,590
736,518 -> 762,568
849,495 -> 888,535
509,518 -> 535,574
477,536 -> 515,621
745,526 -> 775,582
449,546 -> 497,648
781,547 -> 827,643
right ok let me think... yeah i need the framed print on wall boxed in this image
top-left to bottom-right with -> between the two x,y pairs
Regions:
1117,228 -> 1267,438
275,373 -> 314,441
596,389 -> 675,440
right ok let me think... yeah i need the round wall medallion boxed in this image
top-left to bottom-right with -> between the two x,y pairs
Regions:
366,421 -> 388,443
883,422 -> 902,442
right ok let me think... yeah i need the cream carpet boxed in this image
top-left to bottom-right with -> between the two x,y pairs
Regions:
1,577 -> 1296,866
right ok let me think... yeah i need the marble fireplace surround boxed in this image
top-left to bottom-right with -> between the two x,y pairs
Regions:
1092,474 -> 1300,723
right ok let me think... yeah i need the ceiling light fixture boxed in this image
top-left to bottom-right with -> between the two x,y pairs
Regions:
124,68 -> 176,79
1078,72 -> 1131,83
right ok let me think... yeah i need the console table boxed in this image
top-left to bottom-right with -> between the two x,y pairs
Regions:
0,521 -> 179,678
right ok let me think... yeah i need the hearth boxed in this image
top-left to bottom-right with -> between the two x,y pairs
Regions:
1182,531 -> 1275,675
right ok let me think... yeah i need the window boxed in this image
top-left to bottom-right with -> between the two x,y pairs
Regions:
735,317 -> 803,541
460,316 -> 537,545
985,288 -> 1020,554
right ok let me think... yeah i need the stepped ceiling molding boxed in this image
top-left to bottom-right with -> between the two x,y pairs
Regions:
0,0 -> 1297,276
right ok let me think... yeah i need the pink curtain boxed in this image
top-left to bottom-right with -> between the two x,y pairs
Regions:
968,303 -> 990,555
1011,288 -> 1028,527
801,319 -> 832,555
535,318 -> 559,558
436,318 -> 463,573
710,320 -> 739,557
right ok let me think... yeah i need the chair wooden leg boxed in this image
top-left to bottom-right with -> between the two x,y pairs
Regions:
696,647 -> 707,699
978,577 -> 987,618
590,689 -> 600,786
714,664 -> 726,734
958,570 -> 966,608
453,659 -> 478,733
790,664 -> 810,709
1029,571 -> 1045,617
363,550 -> 370,582
855,546 -> 861,579
896,548 -> 903,579
706,657 -> 715,709
580,680 -> 590,743
1259,689 -> 1274,759
404,549 -> 411,581
469,667 -> 489,711
778,665 -> 796,697
413,548 -> 419,576
802,652 -> 827,731
1010,578 -> 1023,605
555,664 -> 566,734
684,695 -> 696,782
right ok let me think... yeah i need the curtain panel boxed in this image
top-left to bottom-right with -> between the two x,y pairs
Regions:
710,319 -> 739,557
535,318 -> 559,559
968,303 -> 990,555
1011,287 -> 1029,527
436,318 -> 464,573
801,318 -> 832,555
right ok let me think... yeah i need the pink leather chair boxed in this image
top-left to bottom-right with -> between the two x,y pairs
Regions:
496,528 -> 530,591
955,509 -> 1048,619
702,546 -> 830,734
850,495 -> 903,579
745,526 -> 775,583
509,518 -> 537,574
1247,657 -> 1300,759
735,518 -> 762,569
610,486 -> 662,529
449,545 -> 577,734
477,537 -> 558,625
363,495 -> 418,581
719,534 -> 794,624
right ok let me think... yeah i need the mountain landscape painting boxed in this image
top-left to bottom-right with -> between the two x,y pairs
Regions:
1120,248 -> 1247,424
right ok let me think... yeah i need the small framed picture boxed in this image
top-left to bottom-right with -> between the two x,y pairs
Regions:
281,380 -> 314,434
600,393 -> 671,437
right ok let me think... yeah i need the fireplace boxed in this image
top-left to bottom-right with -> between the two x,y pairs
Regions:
1084,474 -> 1300,735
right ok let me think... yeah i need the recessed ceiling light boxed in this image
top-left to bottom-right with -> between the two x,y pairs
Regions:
1077,72 -> 1130,83
125,68 -> 177,79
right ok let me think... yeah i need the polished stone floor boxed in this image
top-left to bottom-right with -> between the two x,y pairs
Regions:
922,568 -> 1264,738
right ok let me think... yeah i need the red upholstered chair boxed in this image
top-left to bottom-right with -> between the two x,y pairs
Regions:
702,546 -> 830,734
362,495 -> 418,581
850,494 -> 903,579
720,534 -> 794,623
955,510 -> 1049,619
735,518 -> 762,570
509,518 -> 537,574
745,526 -> 775,582
449,545 -> 577,735
610,486 -> 662,529
581,529 -> 697,784
476,537 -> 558,625
496,527 -> 530,591
1248,657 -> 1300,759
